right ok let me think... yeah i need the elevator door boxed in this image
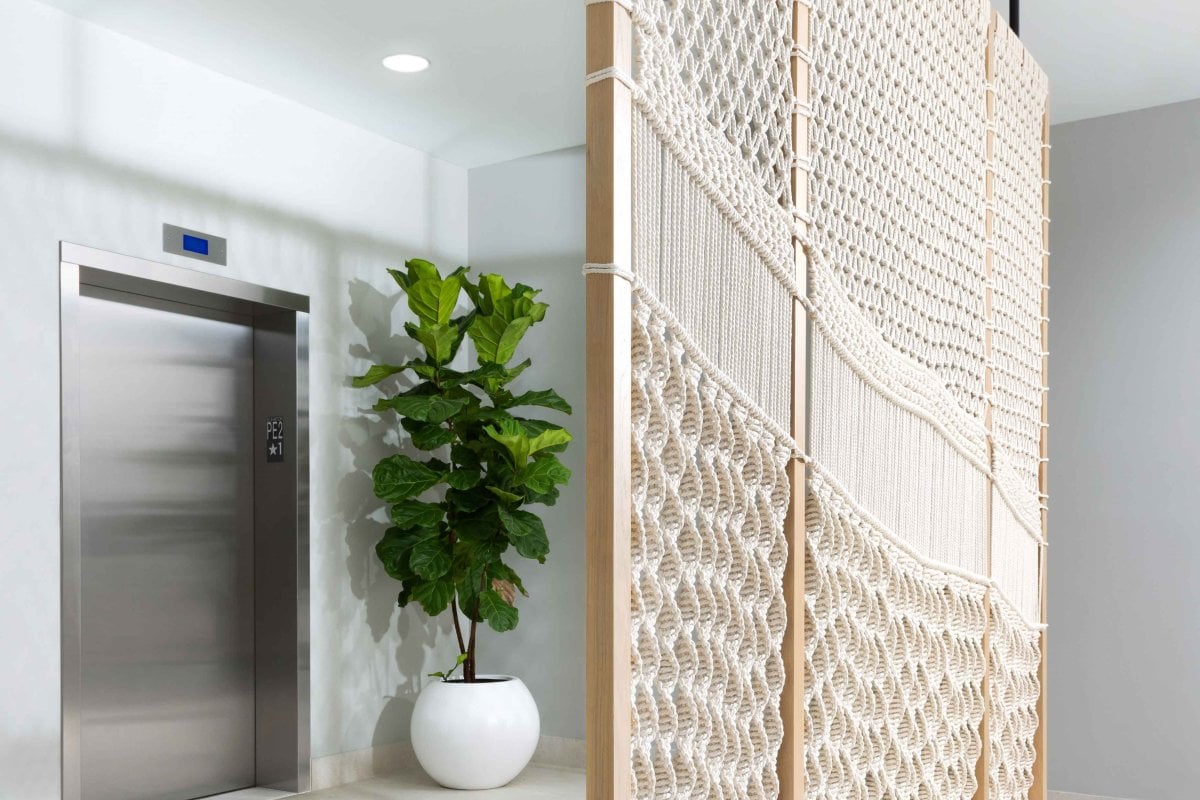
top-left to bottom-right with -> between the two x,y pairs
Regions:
78,288 -> 256,800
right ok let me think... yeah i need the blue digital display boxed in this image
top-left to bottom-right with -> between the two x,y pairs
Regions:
182,234 -> 209,255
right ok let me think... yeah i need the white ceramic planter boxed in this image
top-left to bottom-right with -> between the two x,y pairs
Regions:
411,674 -> 540,790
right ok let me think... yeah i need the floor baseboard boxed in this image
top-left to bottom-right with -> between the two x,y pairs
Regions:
310,735 -> 584,791
1050,792 -> 1138,800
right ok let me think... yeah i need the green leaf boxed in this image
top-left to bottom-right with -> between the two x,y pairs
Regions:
508,388 -> 573,414
377,393 -> 468,424
409,537 -> 452,580
478,589 -> 519,632
408,422 -> 456,451
498,507 -> 550,562
518,419 -> 570,450
409,322 -> 461,365
528,427 -> 573,456
411,577 -> 455,616
387,267 -> 412,290
523,486 -> 561,507
407,264 -> 467,326
487,485 -> 523,503
411,362 -> 438,380
445,466 -> 481,490
505,358 -> 533,381
446,487 -> 489,513
455,510 -> 500,544
457,406 -> 515,425
352,363 -> 410,388
451,443 -> 482,470
372,455 -> 443,502
389,499 -> 445,530
520,454 -> 572,494
429,652 -> 469,681
465,275 -> 548,365
468,314 -> 532,365
376,526 -> 436,581
485,419 -> 530,466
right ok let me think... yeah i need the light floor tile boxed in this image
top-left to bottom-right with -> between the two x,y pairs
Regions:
207,789 -> 294,800
304,764 -> 584,799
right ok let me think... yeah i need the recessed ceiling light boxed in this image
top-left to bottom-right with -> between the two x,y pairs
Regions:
382,54 -> 430,74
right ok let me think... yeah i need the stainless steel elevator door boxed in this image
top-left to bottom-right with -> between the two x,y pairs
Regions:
78,288 -> 256,800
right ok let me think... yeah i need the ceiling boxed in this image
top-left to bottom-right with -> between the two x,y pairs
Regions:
39,0 -> 585,168
37,0 -> 1200,167
991,0 -> 1200,125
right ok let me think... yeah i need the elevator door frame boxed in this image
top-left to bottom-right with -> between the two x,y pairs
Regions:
59,242 -> 311,799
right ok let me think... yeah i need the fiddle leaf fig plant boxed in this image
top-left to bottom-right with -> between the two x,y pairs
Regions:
355,258 -> 572,683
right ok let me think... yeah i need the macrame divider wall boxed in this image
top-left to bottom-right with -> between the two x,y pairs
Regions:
584,1 -> 1046,798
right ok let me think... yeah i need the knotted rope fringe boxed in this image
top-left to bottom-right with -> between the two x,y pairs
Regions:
809,460 -> 1045,631
585,237 -> 1046,550
584,262 -> 803,460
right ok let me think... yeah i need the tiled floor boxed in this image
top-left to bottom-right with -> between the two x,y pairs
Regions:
303,765 -> 585,799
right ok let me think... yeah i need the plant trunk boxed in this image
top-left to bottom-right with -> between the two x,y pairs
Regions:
450,598 -> 466,655
465,618 -> 478,682
463,569 -> 488,683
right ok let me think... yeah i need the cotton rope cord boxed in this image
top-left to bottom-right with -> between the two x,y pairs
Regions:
987,592 -> 1044,800
806,469 -> 990,800
584,249 -> 1048,628
808,0 -> 994,423
808,460 -> 1045,632
584,66 -> 636,91
630,108 -> 797,428
990,24 -> 1050,523
630,0 -> 794,207
583,262 -> 803,459
629,296 -> 792,800
805,242 -> 1046,547
590,0 -> 1049,796
618,2 -> 799,796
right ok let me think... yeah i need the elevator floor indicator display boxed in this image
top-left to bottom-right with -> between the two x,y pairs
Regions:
163,223 -> 227,265
267,417 -> 285,462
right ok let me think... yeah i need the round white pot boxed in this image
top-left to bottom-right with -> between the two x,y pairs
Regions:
411,674 -> 540,790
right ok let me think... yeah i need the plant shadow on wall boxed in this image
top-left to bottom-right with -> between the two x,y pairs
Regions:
342,276 -> 450,742
350,259 -> 573,788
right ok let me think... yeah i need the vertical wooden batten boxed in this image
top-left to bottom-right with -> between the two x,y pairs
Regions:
779,1 -> 810,797
1030,98 -> 1051,800
585,3 -> 634,800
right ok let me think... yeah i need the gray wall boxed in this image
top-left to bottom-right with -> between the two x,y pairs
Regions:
467,147 -> 587,740
0,0 -> 468,794
1049,98 -> 1200,800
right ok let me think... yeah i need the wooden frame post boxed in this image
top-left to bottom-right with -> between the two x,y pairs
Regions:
585,4 -> 633,800
779,1 -> 810,797
1030,99 -> 1051,800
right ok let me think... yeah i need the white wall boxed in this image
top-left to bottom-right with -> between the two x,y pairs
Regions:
1049,98 -> 1200,800
467,147 -> 587,741
0,0 -> 467,796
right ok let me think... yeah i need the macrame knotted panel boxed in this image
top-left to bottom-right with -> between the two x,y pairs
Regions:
629,0 -> 797,430
809,0 -> 992,421
623,1 -> 799,796
806,473 -> 988,800
632,107 -> 794,429
808,250 -> 990,576
990,25 -> 1050,524
986,595 -> 1042,800
630,298 -> 792,800
633,0 -> 793,205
